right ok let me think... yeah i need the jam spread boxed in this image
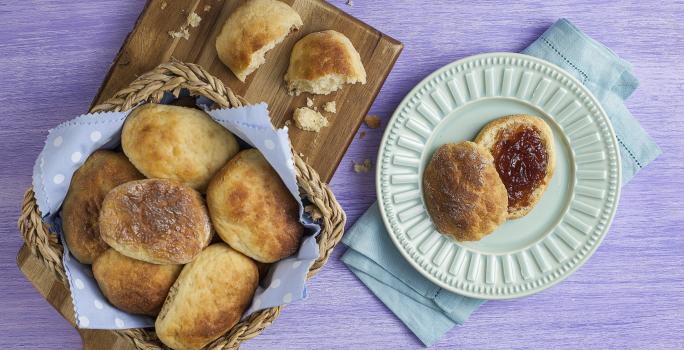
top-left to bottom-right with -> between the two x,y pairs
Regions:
491,126 -> 548,209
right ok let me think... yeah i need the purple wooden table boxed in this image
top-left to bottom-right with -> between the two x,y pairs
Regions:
2,1 -> 683,349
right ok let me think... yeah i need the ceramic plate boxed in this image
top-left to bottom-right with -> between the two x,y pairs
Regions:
377,53 -> 621,299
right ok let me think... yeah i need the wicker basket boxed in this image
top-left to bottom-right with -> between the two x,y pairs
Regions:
18,61 -> 346,349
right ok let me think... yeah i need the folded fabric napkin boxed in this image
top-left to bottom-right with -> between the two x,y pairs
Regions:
342,18 -> 661,347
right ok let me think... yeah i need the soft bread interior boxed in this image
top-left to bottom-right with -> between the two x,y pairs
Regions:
237,25 -> 299,82
288,73 -> 365,96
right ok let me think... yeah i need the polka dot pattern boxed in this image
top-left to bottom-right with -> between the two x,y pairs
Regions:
37,104 -> 320,329
53,174 -> 65,185
71,151 -> 82,163
90,130 -> 102,142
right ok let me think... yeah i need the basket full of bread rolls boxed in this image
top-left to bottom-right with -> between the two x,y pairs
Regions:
19,60 -> 346,350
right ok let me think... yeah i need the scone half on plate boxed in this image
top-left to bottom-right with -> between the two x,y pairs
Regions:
475,114 -> 556,219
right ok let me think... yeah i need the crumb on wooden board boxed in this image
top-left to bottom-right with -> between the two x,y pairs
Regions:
306,97 -> 314,108
203,5 -> 211,12
293,107 -> 328,132
167,11 -> 201,40
323,101 -> 337,113
188,12 -> 202,28
161,2 -> 167,10
352,159 -> 372,173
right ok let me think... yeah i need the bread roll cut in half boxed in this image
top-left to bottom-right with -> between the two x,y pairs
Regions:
99,179 -> 212,264
207,149 -> 304,263
122,103 -> 239,191
92,249 -> 182,316
475,114 -> 555,219
423,142 -> 508,241
216,0 -> 302,82
285,30 -> 366,95
61,150 -> 143,264
156,243 -> 258,350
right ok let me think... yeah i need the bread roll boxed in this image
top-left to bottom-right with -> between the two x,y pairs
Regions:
285,30 -> 366,95
99,179 -> 212,264
61,150 -> 143,264
475,114 -> 555,219
423,142 -> 508,241
92,249 -> 182,316
216,0 -> 302,82
156,243 -> 258,350
207,149 -> 303,263
122,104 -> 239,191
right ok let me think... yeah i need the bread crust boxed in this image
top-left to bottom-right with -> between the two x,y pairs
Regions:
61,150 -> 143,264
122,103 -> 239,192
207,149 -> 303,263
475,114 -> 555,219
285,30 -> 366,95
92,249 -> 182,316
99,179 -> 212,264
216,0 -> 302,82
155,244 -> 258,350
423,142 -> 508,241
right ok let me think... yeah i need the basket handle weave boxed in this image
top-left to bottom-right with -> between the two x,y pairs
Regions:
18,61 -> 347,350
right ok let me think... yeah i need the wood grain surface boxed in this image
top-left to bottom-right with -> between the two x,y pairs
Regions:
1,1 -> 683,349
95,0 -> 402,183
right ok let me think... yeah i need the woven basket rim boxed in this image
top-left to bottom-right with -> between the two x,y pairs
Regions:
18,61 -> 347,350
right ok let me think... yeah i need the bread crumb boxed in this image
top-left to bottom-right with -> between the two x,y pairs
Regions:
323,101 -> 337,113
306,97 -> 314,108
203,5 -> 211,12
161,2 -> 167,10
360,131 -> 366,139
293,107 -> 328,132
284,119 -> 291,127
187,12 -> 202,27
365,115 -> 381,129
168,28 -> 190,40
346,0 -> 354,6
304,204 -> 323,221
352,159 -> 371,173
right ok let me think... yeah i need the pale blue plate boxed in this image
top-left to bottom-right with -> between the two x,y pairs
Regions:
377,53 -> 621,299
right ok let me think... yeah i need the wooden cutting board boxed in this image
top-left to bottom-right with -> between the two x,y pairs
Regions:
93,0 -> 402,182
18,0 -> 401,348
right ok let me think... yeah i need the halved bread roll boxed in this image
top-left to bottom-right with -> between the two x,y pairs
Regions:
423,142 -> 508,241
475,114 -> 555,219
216,0 -> 303,82
285,30 -> 366,95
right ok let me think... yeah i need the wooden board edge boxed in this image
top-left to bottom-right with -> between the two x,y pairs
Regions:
89,0 -> 154,110
16,244 -> 76,326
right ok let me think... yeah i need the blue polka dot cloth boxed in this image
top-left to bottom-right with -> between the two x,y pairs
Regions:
32,96 -> 320,329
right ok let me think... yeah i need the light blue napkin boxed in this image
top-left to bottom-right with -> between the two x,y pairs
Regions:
341,18 -> 661,347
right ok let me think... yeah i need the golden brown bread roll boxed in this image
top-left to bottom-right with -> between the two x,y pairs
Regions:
99,179 -> 212,264
475,114 -> 555,219
155,243 -> 258,350
423,141 -> 508,241
285,30 -> 366,95
122,103 -> 239,191
216,0 -> 302,82
61,150 -> 143,264
92,249 -> 182,316
207,149 -> 303,263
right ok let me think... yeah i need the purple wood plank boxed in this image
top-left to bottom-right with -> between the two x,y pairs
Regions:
1,1 -> 683,349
